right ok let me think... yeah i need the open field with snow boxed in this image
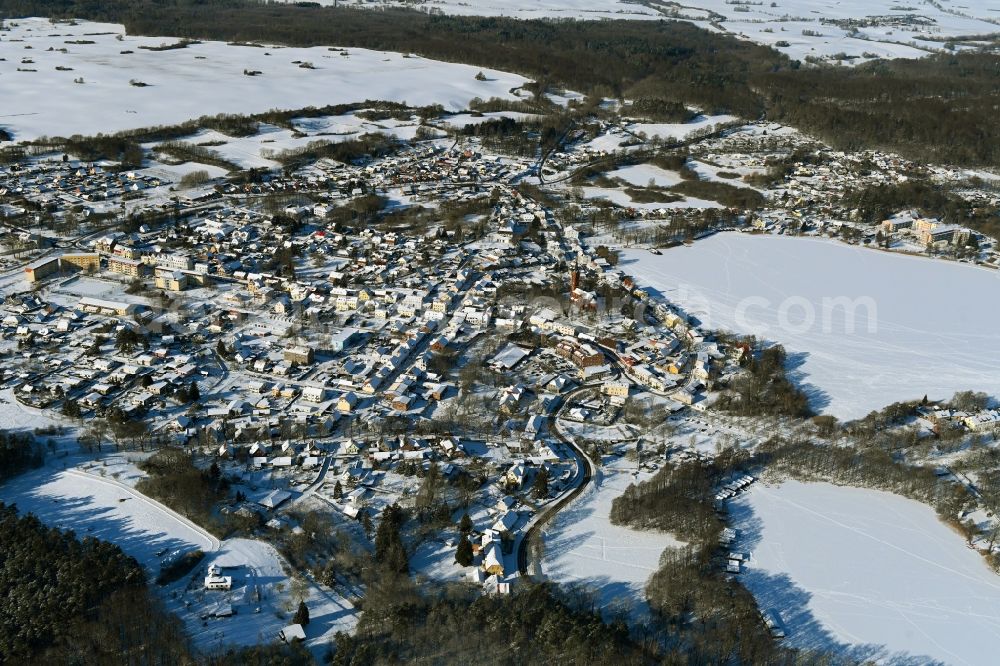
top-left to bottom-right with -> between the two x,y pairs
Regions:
283,0 -> 659,20
543,456 -> 682,621
332,0 -> 1000,62
0,18 -> 530,142
733,481 -> 1000,665
0,462 -> 356,654
620,233 -> 1000,419
0,465 -> 216,570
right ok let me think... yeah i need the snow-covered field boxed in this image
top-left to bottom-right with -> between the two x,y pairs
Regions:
336,0 -> 1000,62
0,466 -> 216,569
286,0 -> 659,20
0,462 -> 357,654
0,18 -> 530,141
543,456 -> 682,621
734,481 -> 1000,665
610,163 -> 684,188
627,115 -> 739,142
620,233 -> 1000,419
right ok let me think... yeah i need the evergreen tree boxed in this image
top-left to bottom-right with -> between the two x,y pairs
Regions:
293,600 -> 310,626
533,466 -> 550,500
61,399 -> 82,419
374,503 -> 408,574
333,480 -> 343,499
458,512 -> 473,534
455,534 -> 473,567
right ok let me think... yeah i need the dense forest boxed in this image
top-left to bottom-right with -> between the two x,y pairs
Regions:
0,502 -> 192,663
332,580 -> 652,665
2,1 -> 999,165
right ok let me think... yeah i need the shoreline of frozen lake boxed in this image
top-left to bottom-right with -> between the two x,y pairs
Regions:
620,233 -> 1000,420
733,481 -> 1000,665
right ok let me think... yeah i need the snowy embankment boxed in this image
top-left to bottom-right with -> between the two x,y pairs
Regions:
620,233 -> 1000,420
0,18 -> 531,142
542,456 -> 682,623
0,466 -> 216,564
733,481 -> 1000,665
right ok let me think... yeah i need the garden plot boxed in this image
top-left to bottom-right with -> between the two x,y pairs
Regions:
0,18 -> 530,142
734,481 -> 1000,665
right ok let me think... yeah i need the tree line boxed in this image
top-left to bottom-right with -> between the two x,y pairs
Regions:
3,1 -> 999,165
0,502 -> 191,663
0,430 -> 45,483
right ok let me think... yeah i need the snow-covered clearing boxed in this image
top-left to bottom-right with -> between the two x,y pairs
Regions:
298,0 -> 659,20
0,387 -> 72,432
442,111 -> 543,128
189,538 -> 357,655
580,185 -> 723,210
543,456 -> 682,622
620,233 -> 1000,419
733,481 -> 1000,665
627,115 -> 739,142
610,163 -> 684,188
0,18 -> 530,142
0,466 -> 216,568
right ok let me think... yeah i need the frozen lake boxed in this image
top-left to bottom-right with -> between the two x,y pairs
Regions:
734,481 -> 1000,665
620,234 -> 1000,419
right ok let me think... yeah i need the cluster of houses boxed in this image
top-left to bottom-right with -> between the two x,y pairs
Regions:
0,160 -> 166,211
917,404 -> 1000,435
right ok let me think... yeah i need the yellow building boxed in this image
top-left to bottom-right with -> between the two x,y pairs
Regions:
24,256 -> 60,283
109,257 -> 144,277
154,269 -> 189,292
59,252 -> 100,273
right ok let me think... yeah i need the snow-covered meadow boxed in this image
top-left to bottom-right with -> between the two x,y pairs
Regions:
620,233 -> 1000,419
306,0 -> 1000,62
543,456 -> 682,622
0,465 -> 217,569
0,462 -> 357,654
283,0 -> 660,20
0,18 -> 531,142
734,481 -> 1000,665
